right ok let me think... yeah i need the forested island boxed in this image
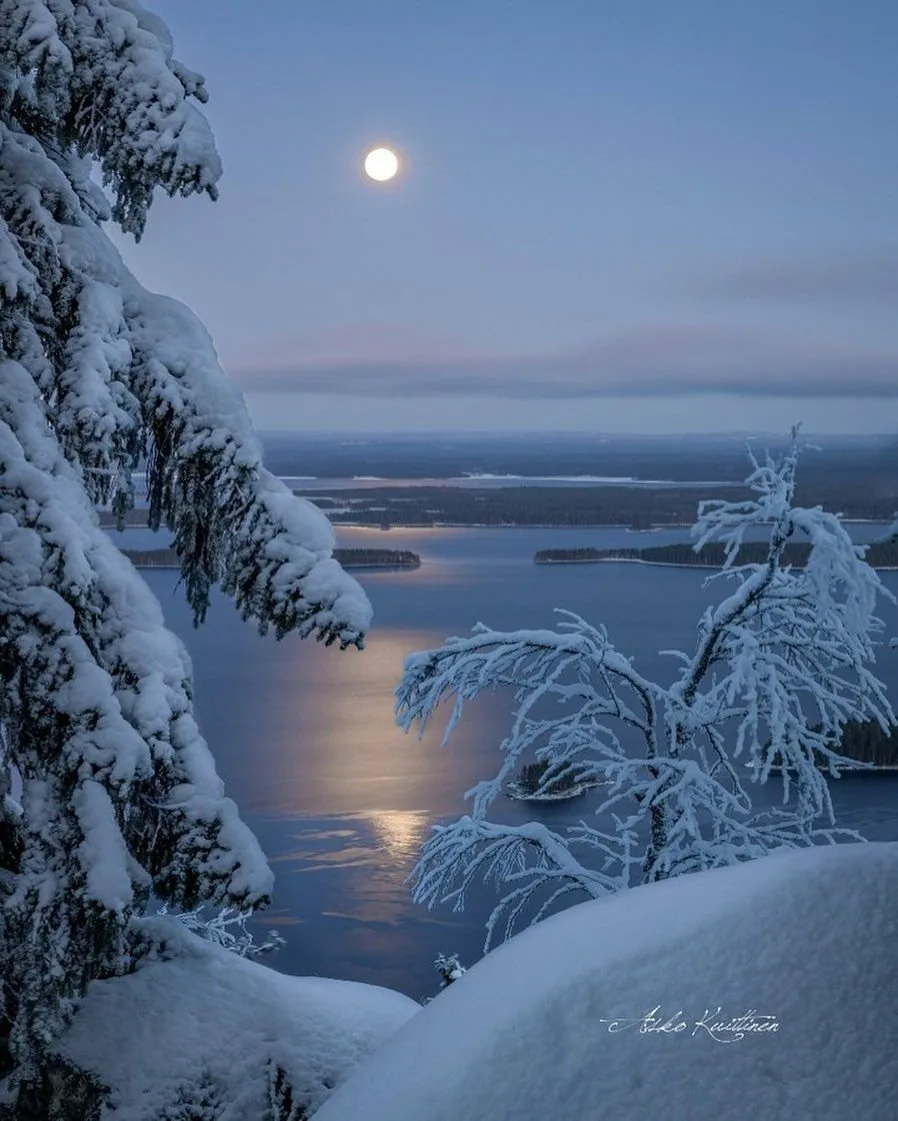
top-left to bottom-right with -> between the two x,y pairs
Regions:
121,547 -> 421,570
534,539 -> 898,569
334,549 -> 420,569
506,759 -> 607,801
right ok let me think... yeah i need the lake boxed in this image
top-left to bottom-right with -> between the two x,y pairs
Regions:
123,523 -> 898,1000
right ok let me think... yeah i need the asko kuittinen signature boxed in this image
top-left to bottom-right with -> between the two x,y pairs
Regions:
598,1005 -> 780,1044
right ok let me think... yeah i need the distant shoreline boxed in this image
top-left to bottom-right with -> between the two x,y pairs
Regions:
120,547 -> 422,571
534,540 -> 898,571
750,763 -> 898,774
537,556 -> 898,572
328,518 -> 894,532
103,515 -> 893,532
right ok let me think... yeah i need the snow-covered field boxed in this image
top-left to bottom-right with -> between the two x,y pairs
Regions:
316,843 -> 898,1121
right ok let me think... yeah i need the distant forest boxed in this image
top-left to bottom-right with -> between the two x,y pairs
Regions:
787,721 -> 898,769
534,540 -> 898,568
99,476 -> 898,533
304,484 -> 898,529
100,433 -> 898,530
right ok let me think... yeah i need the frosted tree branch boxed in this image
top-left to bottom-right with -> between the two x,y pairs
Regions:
397,431 -> 895,943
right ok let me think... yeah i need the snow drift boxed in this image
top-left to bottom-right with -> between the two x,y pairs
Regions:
316,843 -> 898,1121
54,920 -> 419,1120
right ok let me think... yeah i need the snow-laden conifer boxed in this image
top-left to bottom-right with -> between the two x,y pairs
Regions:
0,1 -> 371,1109
396,434 -> 894,948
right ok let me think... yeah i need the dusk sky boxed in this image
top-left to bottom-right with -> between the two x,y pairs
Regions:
117,1 -> 897,433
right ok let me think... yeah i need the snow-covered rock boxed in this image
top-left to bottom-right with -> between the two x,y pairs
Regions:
54,921 -> 419,1120
316,843 -> 898,1121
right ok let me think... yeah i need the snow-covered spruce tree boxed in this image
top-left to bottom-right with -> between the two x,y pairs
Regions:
0,1 -> 371,1112
396,433 -> 895,948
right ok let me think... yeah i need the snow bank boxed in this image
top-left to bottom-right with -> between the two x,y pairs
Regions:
55,920 -> 419,1120
316,843 -> 898,1121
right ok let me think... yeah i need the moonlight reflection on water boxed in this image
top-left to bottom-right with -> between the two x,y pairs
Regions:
140,524 -> 898,998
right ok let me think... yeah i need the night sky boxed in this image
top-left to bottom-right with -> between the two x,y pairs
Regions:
116,1 -> 897,432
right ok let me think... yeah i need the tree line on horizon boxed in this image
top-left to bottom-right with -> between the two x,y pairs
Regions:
312,484 -> 898,529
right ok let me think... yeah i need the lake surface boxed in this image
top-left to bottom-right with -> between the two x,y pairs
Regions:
127,524 -> 898,1000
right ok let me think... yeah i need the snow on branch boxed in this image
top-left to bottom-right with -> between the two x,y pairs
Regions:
1,361 -> 273,902
0,361 -> 273,1060
0,4 -> 368,1104
156,905 -> 286,958
0,113 -> 372,647
1,0 -> 222,237
411,815 -> 634,950
399,614 -> 656,745
127,289 -> 372,647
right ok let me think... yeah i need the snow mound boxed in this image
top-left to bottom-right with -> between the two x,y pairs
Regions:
55,921 -> 419,1120
316,843 -> 898,1121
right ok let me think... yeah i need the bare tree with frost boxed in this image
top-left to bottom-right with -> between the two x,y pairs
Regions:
397,433 -> 895,948
0,1 -> 370,1113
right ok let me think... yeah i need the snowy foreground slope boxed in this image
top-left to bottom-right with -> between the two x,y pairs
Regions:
317,844 -> 898,1121
53,920 -> 419,1120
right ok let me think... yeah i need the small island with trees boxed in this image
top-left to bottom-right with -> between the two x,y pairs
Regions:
506,759 -> 607,802
121,547 -> 421,570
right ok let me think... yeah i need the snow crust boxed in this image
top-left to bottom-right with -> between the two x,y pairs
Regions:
316,843 -> 898,1121
56,919 -> 419,1120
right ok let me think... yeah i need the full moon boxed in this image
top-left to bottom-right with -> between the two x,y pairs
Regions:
363,147 -> 399,182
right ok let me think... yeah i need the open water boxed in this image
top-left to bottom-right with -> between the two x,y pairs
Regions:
115,523 -> 898,999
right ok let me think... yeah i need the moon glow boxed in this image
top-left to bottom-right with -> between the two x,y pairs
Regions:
364,147 -> 400,182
